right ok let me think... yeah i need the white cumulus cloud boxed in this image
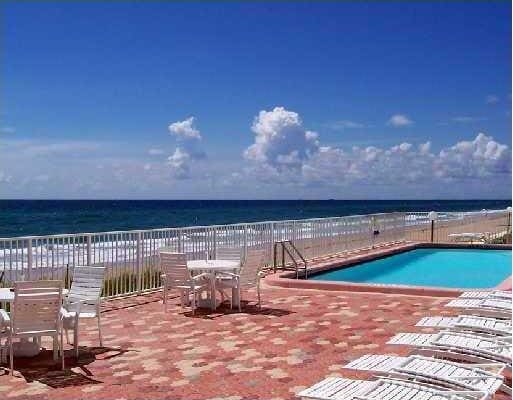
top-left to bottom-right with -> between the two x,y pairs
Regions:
167,117 -> 206,179
168,117 -> 201,139
244,106 -> 319,171
242,107 -> 510,193
435,133 -> 511,179
387,114 -> 413,127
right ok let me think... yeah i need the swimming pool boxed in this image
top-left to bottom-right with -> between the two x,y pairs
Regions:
309,248 -> 512,289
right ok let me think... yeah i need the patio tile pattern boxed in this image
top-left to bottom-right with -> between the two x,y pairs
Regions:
0,285 -> 509,400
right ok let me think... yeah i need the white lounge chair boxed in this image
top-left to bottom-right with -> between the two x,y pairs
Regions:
388,331 -> 511,366
446,298 -> 511,318
215,248 -> 266,311
0,280 -> 65,374
298,376 -> 488,400
344,354 -> 507,395
459,291 -> 512,300
416,315 -> 511,337
160,251 -> 210,315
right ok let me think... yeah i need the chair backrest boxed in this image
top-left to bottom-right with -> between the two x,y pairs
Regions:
160,251 -> 191,287
69,266 -> 106,313
215,247 -> 243,264
239,249 -> 266,287
12,280 -> 63,335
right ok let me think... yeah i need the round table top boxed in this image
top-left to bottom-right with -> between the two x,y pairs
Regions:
187,259 -> 240,271
0,287 -> 69,303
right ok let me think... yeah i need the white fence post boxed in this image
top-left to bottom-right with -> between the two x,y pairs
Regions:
26,238 -> 33,280
177,229 -> 182,253
243,224 -> 248,258
213,226 -> 217,258
136,231 -> 143,293
86,234 -> 92,266
270,222 -> 275,266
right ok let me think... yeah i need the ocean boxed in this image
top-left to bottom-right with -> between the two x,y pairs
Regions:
0,199 -> 510,238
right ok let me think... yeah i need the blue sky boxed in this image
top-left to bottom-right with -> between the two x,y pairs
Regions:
1,1 -> 511,199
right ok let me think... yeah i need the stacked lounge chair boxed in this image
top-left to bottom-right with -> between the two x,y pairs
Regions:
344,354 -> 508,394
459,291 -> 512,300
298,376 -> 489,400
416,315 -> 511,336
298,289 -> 511,400
446,297 -> 512,318
387,331 -> 511,366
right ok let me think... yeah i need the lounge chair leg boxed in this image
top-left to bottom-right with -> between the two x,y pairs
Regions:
238,287 -> 241,312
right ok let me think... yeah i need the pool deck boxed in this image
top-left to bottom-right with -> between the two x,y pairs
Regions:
0,282 -> 510,400
267,241 -> 513,296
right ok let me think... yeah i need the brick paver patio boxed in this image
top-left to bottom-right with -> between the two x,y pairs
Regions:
0,284 -> 509,400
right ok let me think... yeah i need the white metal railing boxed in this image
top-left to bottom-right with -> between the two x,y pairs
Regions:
0,209 -> 509,297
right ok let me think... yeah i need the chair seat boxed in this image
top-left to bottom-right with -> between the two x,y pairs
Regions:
175,283 -> 209,291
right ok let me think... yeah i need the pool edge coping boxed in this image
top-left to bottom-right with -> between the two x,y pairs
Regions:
265,242 -> 512,297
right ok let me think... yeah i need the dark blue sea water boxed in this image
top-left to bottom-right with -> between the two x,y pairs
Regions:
0,200 -> 510,238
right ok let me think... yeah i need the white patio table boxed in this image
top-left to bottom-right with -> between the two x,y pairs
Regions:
0,287 -> 68,357
187,260 -> 240,310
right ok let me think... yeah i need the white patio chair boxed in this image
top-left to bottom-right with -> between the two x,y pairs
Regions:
215,248 -> 266,311
344,354 -> 507,395
62,266 -> 106,358
446,298 -> 512,319
387,331 -> 512,366
160,251 -> 210,315
416,315 -> 511,337
0,280 -> 65,374
298,376 -> 488,400
215,246 -> 243,267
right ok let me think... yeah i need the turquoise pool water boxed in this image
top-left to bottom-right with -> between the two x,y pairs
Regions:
310,248 -> 512,289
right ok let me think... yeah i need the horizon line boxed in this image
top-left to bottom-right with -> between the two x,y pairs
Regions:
0,198 -> 511,202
